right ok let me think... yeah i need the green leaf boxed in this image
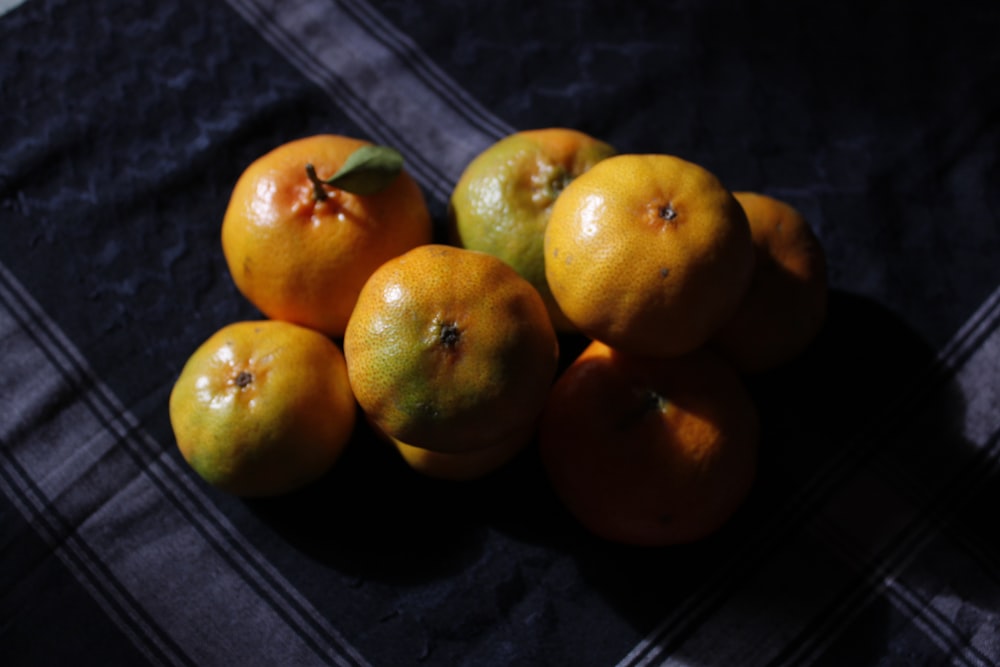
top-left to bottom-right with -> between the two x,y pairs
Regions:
322,144 -> 404,196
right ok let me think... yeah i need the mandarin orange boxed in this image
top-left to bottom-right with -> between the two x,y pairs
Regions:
221,134 -> 432,337
449,128 -> 616,331
344,244 -> 559,455
539,340 -> 759,546
387,420 -> 536,481
544,154 -> 754,357
712,191 -> 828,373
169,320 -> 356,497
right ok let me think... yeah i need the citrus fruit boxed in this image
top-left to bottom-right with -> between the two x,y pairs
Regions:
538,340 -> 759,546
448,128 -> 616,331
168,320 -> 356,497
343,244 -> 559,454
221,134 -> 433,337
712,191 -> 828,373
384,420 -> 536,481
544,153 -> 755,357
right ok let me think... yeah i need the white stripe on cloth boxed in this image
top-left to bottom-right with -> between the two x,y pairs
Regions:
199,7 -> 1000,660
0,0 -> 28,19
222,0 -> 515,205
617,286 -> 1000,667
0,263 -> 371,667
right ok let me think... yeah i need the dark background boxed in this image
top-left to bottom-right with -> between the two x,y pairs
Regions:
2,0 -> 999,665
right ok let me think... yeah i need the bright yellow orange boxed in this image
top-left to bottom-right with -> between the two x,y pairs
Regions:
344,244 -> 559,455
712,191 -> 828,373
168,320 -> 356,497
538,340 -> 759,546
544,154 -> 754,357
449,128 -> 616,331
221,134 -> 433,337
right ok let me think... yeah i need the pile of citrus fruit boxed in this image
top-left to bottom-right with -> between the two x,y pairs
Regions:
169,129 -> 827,547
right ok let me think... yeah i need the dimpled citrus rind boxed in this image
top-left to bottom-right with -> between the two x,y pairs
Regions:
221,134 -> 433,337
449,128 -> 616,332
168,320 -> 356,497
544,153 -> 754,358
538,340 -> 759,546
344,245 -> 559,454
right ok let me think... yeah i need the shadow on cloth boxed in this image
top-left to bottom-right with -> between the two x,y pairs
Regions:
241,332 -> 592,583
553,289 -> 977,662
245,289 -> 980,660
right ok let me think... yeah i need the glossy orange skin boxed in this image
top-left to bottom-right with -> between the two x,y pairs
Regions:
544,154 -> 754,357
344,244 -> 559,454
449,128 -> 616,331
222,135 -> 433,337
712,192 -> 828,373
539,340 -> 759,546
168,320 -> 357,497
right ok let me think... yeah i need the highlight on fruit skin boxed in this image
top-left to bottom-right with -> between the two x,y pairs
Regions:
343,244 -> 560,457
168,320 -> 357,497
543,153 -> 755,359
711,191 -> 829,373
220,134 -> 433,338
538,340 -> 759,547
448,127 -> 617,332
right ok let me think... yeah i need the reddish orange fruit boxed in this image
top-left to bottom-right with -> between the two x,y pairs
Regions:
221,134 -> 433,337
539,340 -> 759,546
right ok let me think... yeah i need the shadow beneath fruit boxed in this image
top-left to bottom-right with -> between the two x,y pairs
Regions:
245,415 -> 489,583
246,290 -> 992,663
245,330 -> 597,584
523,289 -> 984,663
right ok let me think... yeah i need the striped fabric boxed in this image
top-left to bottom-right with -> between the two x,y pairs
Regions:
2,0 -> 999,665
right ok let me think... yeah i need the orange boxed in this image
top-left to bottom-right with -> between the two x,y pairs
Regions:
168,320 -> 357,497
538,340 -> 759,546
544,154 -> 755,357
712,191 -> 828,373
378,420 -> 537,481
221,134 -> 433,337
448,128 -> 616,331
344,244 -> 559,455
390,432 -> 530,481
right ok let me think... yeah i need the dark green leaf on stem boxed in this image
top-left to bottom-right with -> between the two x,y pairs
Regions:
307,145 -> 404,199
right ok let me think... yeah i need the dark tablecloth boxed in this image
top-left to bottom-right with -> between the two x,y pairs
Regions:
3,1 -> 1000,665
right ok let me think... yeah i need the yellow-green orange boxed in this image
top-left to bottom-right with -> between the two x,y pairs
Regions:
449,128 -> 616,331
344,244 -> 559,454
544,154 -> 754,357
168,320 -> 356,497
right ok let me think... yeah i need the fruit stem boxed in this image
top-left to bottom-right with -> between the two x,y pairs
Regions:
305,163 -> 329,202
616,389 -> 667,429
643,390 -> 667,412
304,145 -> 404,200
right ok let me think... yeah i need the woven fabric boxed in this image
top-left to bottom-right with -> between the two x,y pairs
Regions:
2,0 -> 999,665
